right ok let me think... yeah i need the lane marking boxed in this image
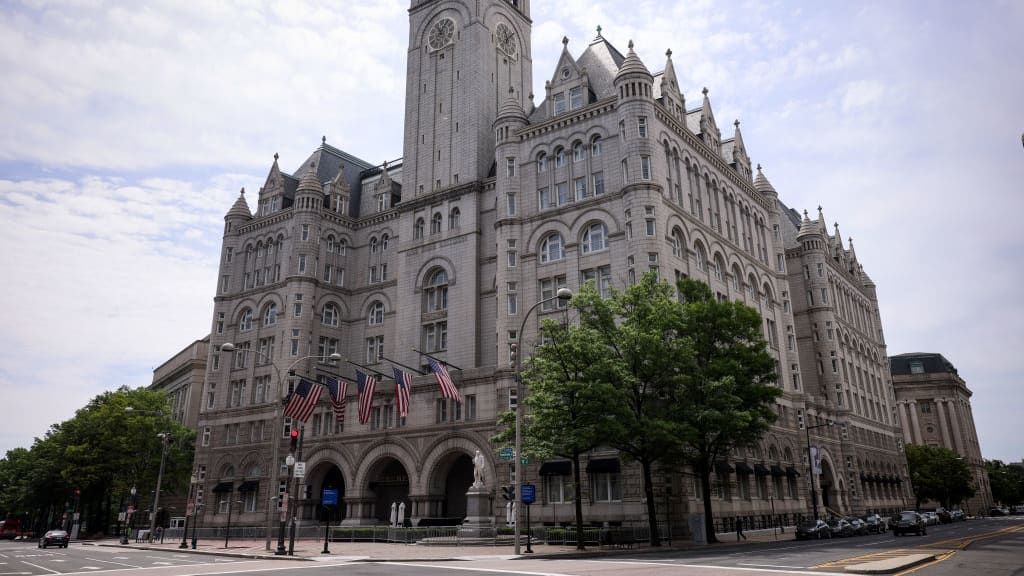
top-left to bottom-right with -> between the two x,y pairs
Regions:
578,559 -> 847,575
381,563 -> 575,576
82,557 -> 141,568
737,563 -> 810,569
18,562 -> 59,575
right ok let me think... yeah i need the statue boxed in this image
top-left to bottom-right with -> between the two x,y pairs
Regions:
472,450 -> 486,488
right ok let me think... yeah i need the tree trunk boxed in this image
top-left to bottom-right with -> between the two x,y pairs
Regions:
572,452 -> 586,550
700,462 -> 718,544
641,460 -> 661,546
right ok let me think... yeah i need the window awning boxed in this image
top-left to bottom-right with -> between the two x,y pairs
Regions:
734,462 -> 754,475
860,473 -> 868,482
715,461 -> 734,475
586,458 -> 620,473
754,464 -> 771,476
212,481 -> 233,493
785,466 -> 801,477
539,461 -> 572,476
238,480 -> 259,493
770,465 -> 786,477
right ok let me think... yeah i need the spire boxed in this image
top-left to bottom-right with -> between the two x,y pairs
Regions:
497,85 -> 527,123
833,222 -> 843,248
376,160 -> 393,192
614,39 -> 653,83
660,47 -> 683,109
330,162 -> 350,194
848,236 -> 858,261
297,161 -> 323,193
753,164 -> 777,195
699,87 -> 720,148
817,205 -> 828,233
797,209 -> 817,238
225,187 -> 252,221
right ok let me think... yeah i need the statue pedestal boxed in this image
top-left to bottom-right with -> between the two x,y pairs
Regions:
458,488 -> 494,538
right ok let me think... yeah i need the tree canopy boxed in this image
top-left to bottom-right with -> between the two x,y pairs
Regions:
905,444 -> 975,509
986,460 -> 1024,507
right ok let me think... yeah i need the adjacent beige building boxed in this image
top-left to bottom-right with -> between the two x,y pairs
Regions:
187,0 -> 913,536
890,352 -> 993,513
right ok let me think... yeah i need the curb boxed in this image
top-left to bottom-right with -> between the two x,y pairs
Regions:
84,542 -> 311,561
843,553 -> 936,574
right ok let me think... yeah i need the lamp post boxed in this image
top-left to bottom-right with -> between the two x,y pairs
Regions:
223,499 -> 242,549
149,432 -> 172,541
804,419 -> 834,521
121,486 -> 136,544
218,342 -> 341,552
191,503 -> 202,549
180,473 -> 197,548
511,287 -> 572,555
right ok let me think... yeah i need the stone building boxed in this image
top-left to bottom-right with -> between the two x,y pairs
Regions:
890,352 -> 993,513
190,0 -> 909,535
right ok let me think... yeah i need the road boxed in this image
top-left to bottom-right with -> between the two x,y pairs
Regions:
0,516 -> 1019,576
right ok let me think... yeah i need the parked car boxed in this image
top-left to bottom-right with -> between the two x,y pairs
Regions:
894,511 -> 927,536
922,512 -> 940,526
864,514 -> 888,533
38,530 -> 69,549
846,517 -> 869,536
828,517 -> 854,537
1012,505 -> 1024,515
989,507 -> 1006,517
936,508 -> 952,523
796,519 -> 832,540
950,509 -> 966,522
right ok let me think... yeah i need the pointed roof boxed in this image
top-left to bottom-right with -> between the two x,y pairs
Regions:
497,87 -> 527,122
753,164 -> 777,194
797,209 -> 818,238
575,31 -> 626,98
296,161 -> 323,194
733,119 -> 747,153
329,163 -> 350,194
226,187 -> 252,220
700,87 -> 719,134
614,40 -> 653,82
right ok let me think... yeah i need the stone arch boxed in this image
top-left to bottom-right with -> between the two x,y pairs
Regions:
414,256 -> 458,290
351,440 -> 420,496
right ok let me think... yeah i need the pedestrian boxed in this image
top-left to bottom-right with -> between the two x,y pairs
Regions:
736,517 -> 746,541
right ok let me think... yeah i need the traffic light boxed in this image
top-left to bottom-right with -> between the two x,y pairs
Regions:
289,429 -> 299,453
501,485 -> 515,501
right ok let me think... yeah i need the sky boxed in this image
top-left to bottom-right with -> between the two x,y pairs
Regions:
1,0 -> 1022,463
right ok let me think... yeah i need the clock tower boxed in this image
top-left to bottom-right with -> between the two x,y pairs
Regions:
403,0 -> 533,194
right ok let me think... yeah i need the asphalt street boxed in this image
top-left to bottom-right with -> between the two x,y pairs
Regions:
0,516 -> 1020,576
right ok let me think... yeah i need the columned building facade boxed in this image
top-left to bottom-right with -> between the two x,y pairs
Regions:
890,353 -> 993,513
189,0 -> 910,535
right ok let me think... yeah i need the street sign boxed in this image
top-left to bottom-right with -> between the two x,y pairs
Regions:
521,456 -> 529,465
294,461 -> 306,478
322,488 -> 338,507
520,483 -> 536,505
499,447 -> 514,460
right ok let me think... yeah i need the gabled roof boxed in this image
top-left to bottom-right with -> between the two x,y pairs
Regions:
576,34 -> 626,99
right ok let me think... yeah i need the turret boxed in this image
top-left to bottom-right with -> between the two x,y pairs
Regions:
614,40 -> 654,101
294,161 -> 323,212
224,187 -> 251,234
698,87 -> 722,152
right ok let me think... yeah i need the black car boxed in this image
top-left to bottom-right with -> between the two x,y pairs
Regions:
795,519 -> 832,540
893,511 -> 927,536
828,518 -> 854,537
846,517 -> 869,536
38,529 -> 69,548
864,514 -> 887,533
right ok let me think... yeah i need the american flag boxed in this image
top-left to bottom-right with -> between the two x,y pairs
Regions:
428,358 -> 460,402
323,377 -> 347,423
356,370 -> 377,425
393,368 -> 413,418
283,378 -> 323,423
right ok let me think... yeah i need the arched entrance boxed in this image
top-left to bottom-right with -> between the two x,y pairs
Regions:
819,459 -> 836,513
367,458 -> 410,524
426,452 -> 474,519
304,463 -> 346,523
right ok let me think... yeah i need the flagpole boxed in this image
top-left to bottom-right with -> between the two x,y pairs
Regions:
412,348 -> 464,371
313,367 -> 356,383
381,356 -> 427,375
345,359 -> 393,380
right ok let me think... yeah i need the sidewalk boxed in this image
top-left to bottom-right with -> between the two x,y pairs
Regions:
86,526 -> 799,562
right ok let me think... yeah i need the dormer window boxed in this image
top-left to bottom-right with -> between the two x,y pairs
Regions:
569,86 -> 583,110
553,92 -> 567,115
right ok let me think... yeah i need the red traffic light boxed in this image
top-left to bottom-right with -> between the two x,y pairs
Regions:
73,488 -> 80,496
290,429 -> 299,439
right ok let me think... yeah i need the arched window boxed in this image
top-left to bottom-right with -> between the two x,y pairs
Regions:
222,465 -> 236,478
239,309 -> 253,331
381,234 -> 389,251
536,152 -> 548,172
263,303 -> 278,326
414,218 -> 425,239
321,303 -> 339,327
747,274 -> 758,302
671,227 -> 685,258
731,264 -> 742,292
431,212 -> 442,234
338,239 -> 347,255
713,253 -> 725,281
425,268 -> 449,312
591,135 -> 602,157
694,243 -> 708,272
247,465 -> 261,477
581,222 -> 608,254
539,233 -> 565,263
368,301 -> 385,325
554,147 -> 566,167
783,447 -> 794,463
449,207 -> 460,229
370,237 -> 378,253
572,141 -> 584,162
326,235 -> 335,253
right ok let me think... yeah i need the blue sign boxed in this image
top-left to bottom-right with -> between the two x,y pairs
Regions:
520,483 -> 536,505
322,488 -> 339,507
499,447 -> 514,460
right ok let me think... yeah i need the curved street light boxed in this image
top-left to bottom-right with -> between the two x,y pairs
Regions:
512,287 -> 572,554
218,342 -> 341,554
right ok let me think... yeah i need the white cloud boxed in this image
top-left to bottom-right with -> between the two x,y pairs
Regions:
841,80 -> 885,112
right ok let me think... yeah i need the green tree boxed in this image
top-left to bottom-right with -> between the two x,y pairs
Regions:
496,313 -> 620,549
574,274 -> 693,546
986,460 -> 1024,507
905,444 -> 974,509
671,278 -> 781,544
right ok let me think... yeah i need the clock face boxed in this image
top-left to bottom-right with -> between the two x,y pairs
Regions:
428,18 -> 455,51
495,23 -> 517,57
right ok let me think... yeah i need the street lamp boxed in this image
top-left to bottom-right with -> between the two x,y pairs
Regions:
511,287 -> 572,555
217,343 -> 341,553
222,499 -> 242,549
149,432 -> 172,541
180,472 -> 197,549
805,419 -> 834,521
121,486 -> 137,544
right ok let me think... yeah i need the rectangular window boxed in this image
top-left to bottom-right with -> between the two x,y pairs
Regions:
201,426 -> 211,446
538,186 -> 550,209
598,265 -> 612,298
640,155 -> 651,180
553,92 -> 566,115
592,471 -> 622,502
465,394 -> 477,421
592,171 -> 605,195
216,312 -> 224,334
544,474 -> 573,504
621,159 -> 629,182
574,177 -> 587,200
366,335 -> 384,363
776,254 -> 785,272
637,116 -> 648,137
435,398 -> 448,423
540,276 -> 568,311
569,86 -> 583,110
220,275 -> 229,293
507,282 -> 518,315
298,255 -> 307,274
555,182 -> 569,205
506,157 -> 515,178
423,321 -> 448,352
212,354 -> 220,371
645,219 -> 655,236
301,224 -> 310,241
291,329 -> 300,356
507,192 -> 516,215
817,262 -> 824,277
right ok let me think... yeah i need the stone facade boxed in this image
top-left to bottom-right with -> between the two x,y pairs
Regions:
189,0 -> 912,535
890,353 -> 993,514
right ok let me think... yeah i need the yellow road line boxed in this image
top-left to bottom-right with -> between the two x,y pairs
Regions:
814,525 -> 1023,571
813,549 -> 918,568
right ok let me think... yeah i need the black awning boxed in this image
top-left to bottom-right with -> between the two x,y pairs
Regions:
871,474 -> 882,483
212,481 -> 233,493
885,475 -> 896,485
734,462 -> 754,475
785,466 -> 801,477
754,464 -> 771,476
895,477 -> 904,484
238,480 -> 259,493
860,473 -> 868,482
715,461 -> 734,475
539,461 -> 572,476
586,458 -> 620,473
770,465 -> 785,477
